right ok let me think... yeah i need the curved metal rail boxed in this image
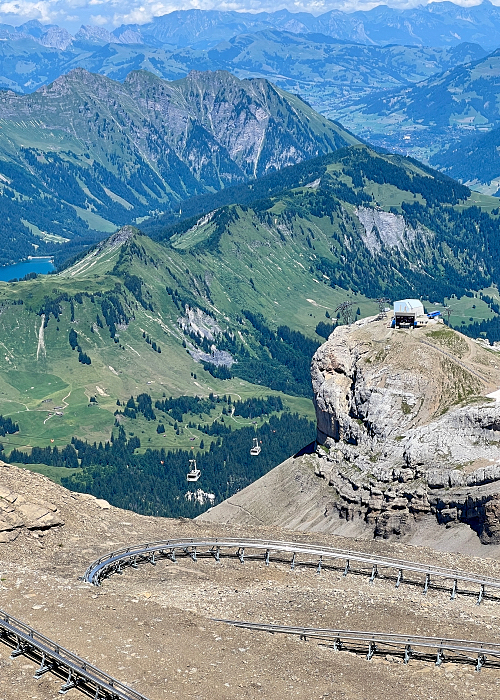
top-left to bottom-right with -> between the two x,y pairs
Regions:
217,619 -> 500,671
0,609 -> 149,700
83,536 -> 500,604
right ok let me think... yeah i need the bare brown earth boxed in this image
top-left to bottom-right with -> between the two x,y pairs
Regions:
198,449 -> 500,557
0,462 -> 500,700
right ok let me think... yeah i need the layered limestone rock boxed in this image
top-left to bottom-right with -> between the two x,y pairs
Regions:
0,465 -> 64,541
312,315 -> 500,543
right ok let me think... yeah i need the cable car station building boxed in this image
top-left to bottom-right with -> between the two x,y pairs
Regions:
393,299 -> 424,328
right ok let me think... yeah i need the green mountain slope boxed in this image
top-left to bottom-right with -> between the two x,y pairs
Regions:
0,68 -> 356,265
1,144 -> 499,514
149,145 -> 500,304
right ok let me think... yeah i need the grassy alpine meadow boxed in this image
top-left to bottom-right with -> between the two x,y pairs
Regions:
1,145 -> 500,513
0,229 -> 325,460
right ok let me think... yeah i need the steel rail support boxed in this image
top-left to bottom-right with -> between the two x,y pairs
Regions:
10,639 -> 24,658
436,648 -> 445,667
82,537 -> 500,601
215,619 -> 500,669
60,668 -> 76,694
0,609 -> 150,700
34,651 -> 52,678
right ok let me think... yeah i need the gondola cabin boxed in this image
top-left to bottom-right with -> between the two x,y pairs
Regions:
187,459 -> 201,482
250,437 -> 261,456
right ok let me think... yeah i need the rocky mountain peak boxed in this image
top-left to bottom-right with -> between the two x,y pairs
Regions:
311,315 -> 500,542
39,26 -> 73,50
37,67 -> 101,95
75,24 -> 116,44
312,316 -> 500,444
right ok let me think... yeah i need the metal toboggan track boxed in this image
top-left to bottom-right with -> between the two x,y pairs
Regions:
2,535 -> 500,699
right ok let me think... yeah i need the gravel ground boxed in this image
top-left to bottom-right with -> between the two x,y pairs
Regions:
0,464 -> 499,700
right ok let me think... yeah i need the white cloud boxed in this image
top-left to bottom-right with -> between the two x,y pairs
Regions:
90,12 -> 111,24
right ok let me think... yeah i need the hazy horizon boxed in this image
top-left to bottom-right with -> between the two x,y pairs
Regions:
0,0 -> 497,36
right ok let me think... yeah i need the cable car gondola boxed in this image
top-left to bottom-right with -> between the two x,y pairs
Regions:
250,437 -> 261,456
187,458 -> 201,482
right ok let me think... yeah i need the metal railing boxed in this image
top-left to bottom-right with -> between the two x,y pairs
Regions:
217,619 -> 500,671
6,533 -> 498,697
0,609 -> 149,699
83,536 -> 500,603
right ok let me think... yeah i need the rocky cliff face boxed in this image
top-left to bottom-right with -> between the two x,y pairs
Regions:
311,316 -> 500,543
0,68 -> 354,189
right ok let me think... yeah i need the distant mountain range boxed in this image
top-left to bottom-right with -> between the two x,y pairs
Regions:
0,68 -> 356,265
4,2 -> 500,51
1,4 -> 500,201
0,29 -> 486,99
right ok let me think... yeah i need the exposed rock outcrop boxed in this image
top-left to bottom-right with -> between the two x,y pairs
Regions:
0,463 -> 64,541
354,206 -> 428,254
312,316 -> 500,543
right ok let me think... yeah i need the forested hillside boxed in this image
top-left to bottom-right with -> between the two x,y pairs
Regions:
147,145 -> 500,303
431,126 -> 500,192
1,144 -> 499,515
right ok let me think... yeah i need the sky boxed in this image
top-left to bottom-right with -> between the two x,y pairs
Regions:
0,0 -> 496,34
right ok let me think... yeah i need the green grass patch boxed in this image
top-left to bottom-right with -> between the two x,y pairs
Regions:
425,328 -> 469,357
401,399 -> 412,415
4,371 -> 68,400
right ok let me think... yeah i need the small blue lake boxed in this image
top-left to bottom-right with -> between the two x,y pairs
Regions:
0,258 -> 55,282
